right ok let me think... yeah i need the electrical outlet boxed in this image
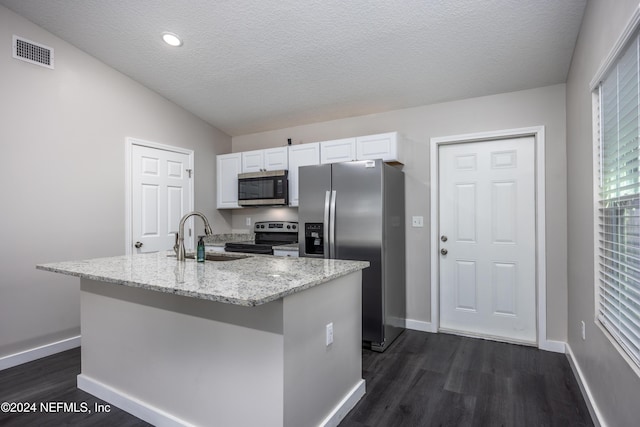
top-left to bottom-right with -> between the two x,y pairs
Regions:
412,216 -> 424,227
326,322 -> 334,346
581,321 -> 586,340
245,217 -> 251,226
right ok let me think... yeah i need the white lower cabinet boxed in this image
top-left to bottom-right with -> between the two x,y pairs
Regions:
274,249 -> 299,257
288,142 -> 320,207
216,153 -> 241,209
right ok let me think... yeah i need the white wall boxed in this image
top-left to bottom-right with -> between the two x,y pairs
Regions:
0,6 -> 232,359
566,0 -> 640,425
232,84 -> 568,340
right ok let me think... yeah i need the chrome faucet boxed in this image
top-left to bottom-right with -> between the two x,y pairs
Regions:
174,211 -> 213,261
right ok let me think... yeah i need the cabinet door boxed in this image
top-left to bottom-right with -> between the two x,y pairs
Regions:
216,153 -> 242,209
320,138 -> 356,164
356,132 -> 401,163
242,150 -> 264,172
264,147 -> 288,170
288,142 -> 320,206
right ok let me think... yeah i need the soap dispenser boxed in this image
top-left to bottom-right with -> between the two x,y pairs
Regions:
197,236 -> 205,262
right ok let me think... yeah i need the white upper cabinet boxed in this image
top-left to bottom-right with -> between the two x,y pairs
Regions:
242,147 -> 288,172
319,138 -> 357,164
288,142 -> 320,207
319,133 -> 404,164
215,133 -> 402,210
356,132 -> 404,163
241,150 -> 264,173
264,147 -> 289,170
216,152 -> 241,209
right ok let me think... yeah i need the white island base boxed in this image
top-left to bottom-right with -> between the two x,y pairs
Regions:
77,271 -> 364,427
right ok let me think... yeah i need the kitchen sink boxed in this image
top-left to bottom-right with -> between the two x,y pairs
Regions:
168,253 -> 250,261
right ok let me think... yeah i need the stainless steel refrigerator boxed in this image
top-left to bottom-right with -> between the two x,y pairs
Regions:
298,159 -> 405,352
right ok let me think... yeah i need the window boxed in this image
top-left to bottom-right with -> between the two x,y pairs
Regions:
596,31 -> 640,368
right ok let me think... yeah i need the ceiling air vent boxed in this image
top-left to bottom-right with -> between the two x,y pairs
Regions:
12,35 -> 54,69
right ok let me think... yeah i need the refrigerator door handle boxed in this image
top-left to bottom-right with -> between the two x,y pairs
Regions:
323,191 -> 331,258
329,190 -> 337,259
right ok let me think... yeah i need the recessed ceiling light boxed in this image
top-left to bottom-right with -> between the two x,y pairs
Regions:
162,32 -> 182,47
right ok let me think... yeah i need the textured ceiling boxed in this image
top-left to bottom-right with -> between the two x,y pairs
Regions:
0,0 -> 586,136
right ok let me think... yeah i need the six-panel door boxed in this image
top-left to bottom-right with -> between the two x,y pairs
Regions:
132,145 -> 192,253
438,137 -> 536,344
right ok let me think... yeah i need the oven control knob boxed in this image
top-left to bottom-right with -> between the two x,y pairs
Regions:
287,225 -> 291,229
293,224 -> 296,229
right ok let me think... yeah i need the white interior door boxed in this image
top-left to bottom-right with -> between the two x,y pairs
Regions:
131,144 -> 192,253
438,137 -> 536,344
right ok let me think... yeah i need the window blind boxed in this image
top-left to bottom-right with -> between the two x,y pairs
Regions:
597,34 -> 640,368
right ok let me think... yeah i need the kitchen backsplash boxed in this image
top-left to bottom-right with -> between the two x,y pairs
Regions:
203,233 -> 254,244
231,206 -> 299,231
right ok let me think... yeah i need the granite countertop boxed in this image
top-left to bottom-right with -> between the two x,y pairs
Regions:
203,233 -> 253,247
37,252 -> 368,307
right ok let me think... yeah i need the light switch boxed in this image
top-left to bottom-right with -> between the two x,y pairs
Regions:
412,216 -> 424,227
326,322 -> 334,346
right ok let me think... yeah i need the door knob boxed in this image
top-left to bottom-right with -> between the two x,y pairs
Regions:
440,248 -> 448,255
441,235 -> 448,242
135,241 -> 143,248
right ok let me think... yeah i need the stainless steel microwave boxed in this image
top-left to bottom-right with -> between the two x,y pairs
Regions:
237,170 -> 288,206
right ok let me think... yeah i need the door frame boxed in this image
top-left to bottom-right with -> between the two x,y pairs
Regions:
430,126 -> 558,352
124,137 -> 195,255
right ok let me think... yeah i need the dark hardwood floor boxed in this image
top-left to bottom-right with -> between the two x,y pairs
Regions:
340,331 -> 593,427
0,347 -> 151,427
0,330 -> 592,427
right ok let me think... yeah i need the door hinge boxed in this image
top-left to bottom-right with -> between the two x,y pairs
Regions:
186,169 -> 192,178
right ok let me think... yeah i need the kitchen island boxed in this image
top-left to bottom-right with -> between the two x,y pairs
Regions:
37,252 -> 369,427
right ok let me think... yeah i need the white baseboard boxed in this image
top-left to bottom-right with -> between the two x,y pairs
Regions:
566,344 -> 605,427
78,374 -> 193,427
405,318 -> 436,333
404,321 -> 566,354
406,319 -> 566,353
0,335 -> 81,371
538,339 -> 566,353
320,379 -> 366,427
79,374 -> 365,427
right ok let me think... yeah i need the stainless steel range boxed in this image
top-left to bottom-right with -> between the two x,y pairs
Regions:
224,221 -> 298,255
